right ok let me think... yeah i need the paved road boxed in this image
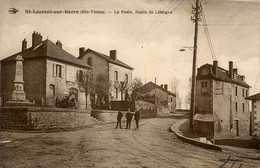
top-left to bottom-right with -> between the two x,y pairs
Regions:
0,116 -> 259,168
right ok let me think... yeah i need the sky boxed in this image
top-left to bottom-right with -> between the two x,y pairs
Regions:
0,0 -> 259,108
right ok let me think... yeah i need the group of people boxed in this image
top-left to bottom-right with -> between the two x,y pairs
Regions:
115,108 -> 140,129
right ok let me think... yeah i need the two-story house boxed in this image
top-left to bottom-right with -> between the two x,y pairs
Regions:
246,93 -> 260,135
134,82 -> 176,114
0,32 -> 91,109
78,48 -> 133,108
194,61 -> 250,140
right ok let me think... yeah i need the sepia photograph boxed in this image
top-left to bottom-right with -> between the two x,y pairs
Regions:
0,0 -> 260,167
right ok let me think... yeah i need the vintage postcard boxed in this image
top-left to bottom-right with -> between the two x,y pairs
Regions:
0,0 -> 259,167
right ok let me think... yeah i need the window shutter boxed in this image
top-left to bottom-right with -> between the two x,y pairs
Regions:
61,65 -> 64,79
76,69 -> 79,82
53,64 -> 56,77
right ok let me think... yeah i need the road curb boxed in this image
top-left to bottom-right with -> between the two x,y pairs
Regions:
170,119 -> 222,151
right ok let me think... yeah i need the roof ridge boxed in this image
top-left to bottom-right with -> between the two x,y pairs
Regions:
82,48 -> 134,70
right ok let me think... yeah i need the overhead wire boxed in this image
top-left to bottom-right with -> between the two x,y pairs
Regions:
137,0 -> 184,45
201,4 -> 217,61
120,0 -> 178,56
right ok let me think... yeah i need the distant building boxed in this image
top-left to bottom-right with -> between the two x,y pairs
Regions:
0,32 -> 91,108
246,93 -> 260,134
194,61 -> 250,140
134,82 -> 176,114
79,48 -> 133,108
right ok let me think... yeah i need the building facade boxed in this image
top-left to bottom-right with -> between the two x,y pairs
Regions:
134,82 -> 176,114
246,93 -> 260,135
78,48 -> 133,108
1,32 -> 91,109
194,61 -> 250,140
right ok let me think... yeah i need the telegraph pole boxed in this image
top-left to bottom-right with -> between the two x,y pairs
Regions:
189,0 -> 202,131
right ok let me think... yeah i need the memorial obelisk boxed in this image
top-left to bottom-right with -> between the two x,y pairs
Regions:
6,55 -> 33,106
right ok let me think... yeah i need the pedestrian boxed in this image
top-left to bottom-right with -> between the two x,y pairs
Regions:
134,108 -> 141,129
115,111 -> 123,129
125,109 -> 134,129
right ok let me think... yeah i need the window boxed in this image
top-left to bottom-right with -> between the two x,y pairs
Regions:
235,102 -> 238,111
56,64 -> 62,78
242,103 -> 245,112
114,71 -> 118,81
201,81 -> 208,93
115,88 -> 118,99
242,88 -> 244,97
87,57 -> 92,66
246,90 -> 248,97
235,86 -> 238,96
125,74 -> 128,83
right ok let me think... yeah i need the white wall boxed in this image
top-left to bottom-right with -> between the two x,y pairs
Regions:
109,62 -> 132,101
213,80 -> 250,139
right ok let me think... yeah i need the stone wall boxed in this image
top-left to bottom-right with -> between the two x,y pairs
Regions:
110,101 -> 135,111
91,110 -> 127,122
194,120 -> 214,139
0,107 -> 95,131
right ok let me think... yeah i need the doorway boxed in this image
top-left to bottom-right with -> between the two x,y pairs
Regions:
235,120 -> 239,136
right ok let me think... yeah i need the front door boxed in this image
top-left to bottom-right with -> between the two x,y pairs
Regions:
235,120 -> 239,136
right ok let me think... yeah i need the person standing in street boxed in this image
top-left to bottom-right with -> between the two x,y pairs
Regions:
115,111 -> 123,129
125,109 -> 134,129
134,108 -> 141,129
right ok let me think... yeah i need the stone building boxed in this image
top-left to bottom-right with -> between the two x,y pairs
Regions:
78,48 -> 133,108
194,61 -> 250,140
246,93 -> 260,134
0,32 -> 91,109
134,82 -> 176,114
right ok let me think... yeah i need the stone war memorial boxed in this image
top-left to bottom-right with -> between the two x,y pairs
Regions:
6,55 -> 33,106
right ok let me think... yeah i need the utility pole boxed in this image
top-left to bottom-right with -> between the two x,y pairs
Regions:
189,0 -> 202,132
154,77 -> 157,104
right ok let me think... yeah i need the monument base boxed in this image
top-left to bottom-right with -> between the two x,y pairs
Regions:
6,91 -> 35,106
5,100 -> 35,107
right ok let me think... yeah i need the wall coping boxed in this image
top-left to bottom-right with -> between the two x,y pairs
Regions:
0,107 -> 91,113
171,119 -> 222,151
92,110 -> 130,113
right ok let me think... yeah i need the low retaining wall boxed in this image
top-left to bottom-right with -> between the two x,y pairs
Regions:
215,138 -> 255,149
0,107 -> 95,131
171,119 -> 222,151
91,110 -> 127,122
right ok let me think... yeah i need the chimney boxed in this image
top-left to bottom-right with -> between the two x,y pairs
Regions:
229,61 -> 234,80
164,84 -> 168,91
22,39 -> 27,51
110,50 -> 117,60
241,75 -> 245,82
32,31 -> 42,48
79,47 -> 85,57
213,60 -> 218,76
233,68 -> 237,75
56,40 -> 62,48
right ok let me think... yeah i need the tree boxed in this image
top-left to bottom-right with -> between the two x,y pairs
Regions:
171,77 -> 182,109
95,74 -> 112,109
114,81 -> 129,101
76,69 -> 94,109
132,77 -> 143,92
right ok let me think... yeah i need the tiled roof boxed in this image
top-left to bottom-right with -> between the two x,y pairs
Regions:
135,81 -> 176,97
246,93 -> 260,100
197,64 -> 250,88
79,49 -> 134,70
1,40 -> 91,69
